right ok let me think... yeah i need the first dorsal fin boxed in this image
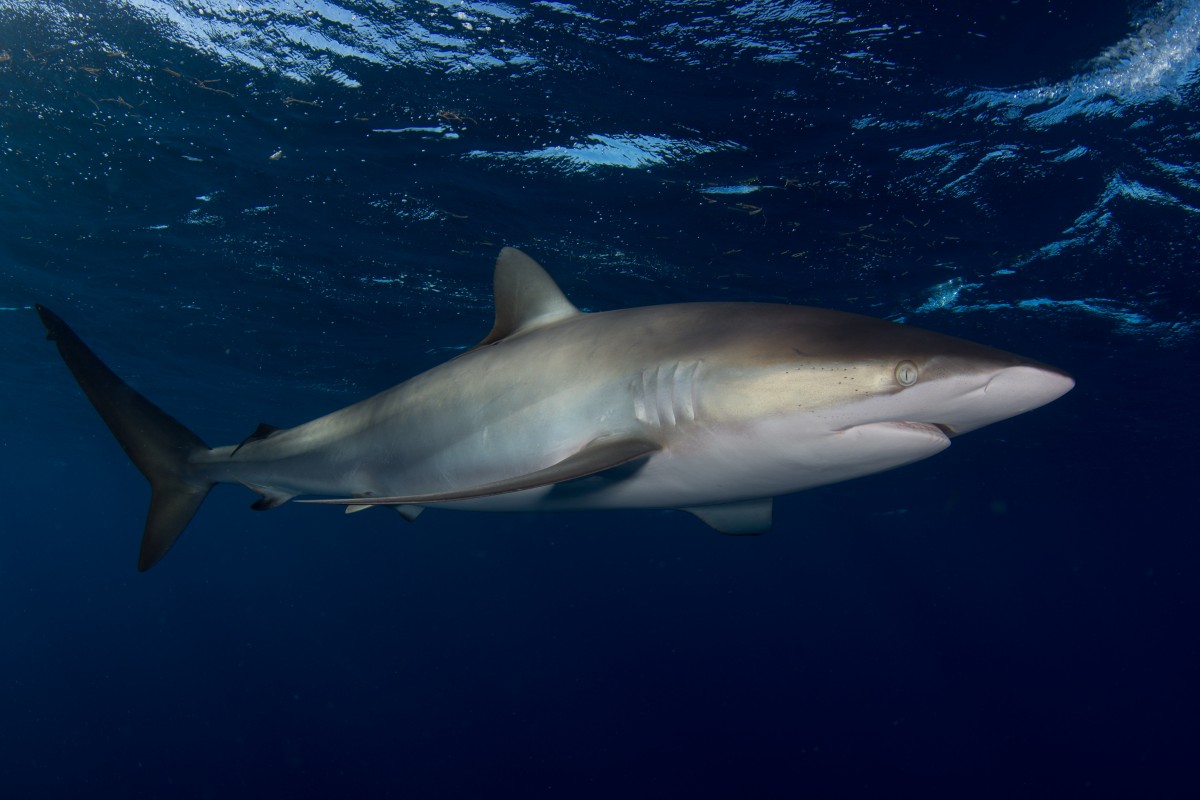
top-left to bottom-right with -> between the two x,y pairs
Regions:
474,247 -> 581,348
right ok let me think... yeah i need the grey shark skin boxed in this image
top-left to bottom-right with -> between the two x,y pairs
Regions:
38,248 -> 1073,570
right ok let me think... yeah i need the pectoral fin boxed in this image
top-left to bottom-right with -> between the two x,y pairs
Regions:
300,435 -> 661,507
681,498 -> 773,534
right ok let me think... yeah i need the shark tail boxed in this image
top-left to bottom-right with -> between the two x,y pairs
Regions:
37,306 -> 213,571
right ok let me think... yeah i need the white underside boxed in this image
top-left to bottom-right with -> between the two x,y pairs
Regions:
415,417 -> 952,513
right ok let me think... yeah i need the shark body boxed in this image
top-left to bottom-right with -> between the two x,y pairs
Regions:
39,248 -> 1073,570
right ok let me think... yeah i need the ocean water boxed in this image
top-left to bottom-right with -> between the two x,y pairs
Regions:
1,0 -> 1198,796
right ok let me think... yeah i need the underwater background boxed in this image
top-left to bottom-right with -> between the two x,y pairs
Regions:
2,1 -> 1198,796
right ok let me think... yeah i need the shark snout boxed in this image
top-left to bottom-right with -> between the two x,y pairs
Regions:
985,363 -> 1075,410
936,363 -> 1073,435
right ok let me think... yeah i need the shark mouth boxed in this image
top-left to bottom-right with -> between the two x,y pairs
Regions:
846,420 -> 955,439
890,420 -> 955,441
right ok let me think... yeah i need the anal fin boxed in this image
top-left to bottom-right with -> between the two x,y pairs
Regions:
242,481 -> 296,511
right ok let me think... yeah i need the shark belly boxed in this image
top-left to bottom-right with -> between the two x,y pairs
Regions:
424,414 -> 953,514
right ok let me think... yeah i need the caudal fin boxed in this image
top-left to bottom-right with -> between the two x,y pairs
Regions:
37,306 -> 213,571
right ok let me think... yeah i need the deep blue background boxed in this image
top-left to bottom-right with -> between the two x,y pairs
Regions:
2,1 -> 1198,796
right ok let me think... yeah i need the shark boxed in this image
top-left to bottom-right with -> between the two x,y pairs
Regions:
38,247 -> 1074,571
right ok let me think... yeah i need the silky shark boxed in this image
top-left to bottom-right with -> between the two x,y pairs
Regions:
38,247 -> 1073,570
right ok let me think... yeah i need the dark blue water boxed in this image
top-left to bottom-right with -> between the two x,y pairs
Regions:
2,1 -> 1198,795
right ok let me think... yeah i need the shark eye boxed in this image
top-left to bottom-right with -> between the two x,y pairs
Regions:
895,360 -> 919,387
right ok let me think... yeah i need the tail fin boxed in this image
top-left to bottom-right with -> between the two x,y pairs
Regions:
37,306 -> 213,571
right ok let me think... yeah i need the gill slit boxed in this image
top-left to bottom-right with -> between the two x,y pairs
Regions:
633,361 -> 701,431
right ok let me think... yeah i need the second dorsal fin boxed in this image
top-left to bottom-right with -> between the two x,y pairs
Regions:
231,422 -> 283,456
475,247 -> 581,348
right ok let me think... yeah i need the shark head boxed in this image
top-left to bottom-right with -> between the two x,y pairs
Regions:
687,304 -> 1075,494
794,310 -> 1076,437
